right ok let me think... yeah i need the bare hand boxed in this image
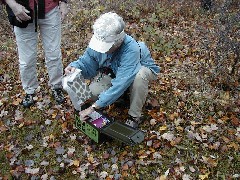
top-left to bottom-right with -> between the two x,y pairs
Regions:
64,66 -> 76,75
59,1 -> 69,21
7,1 -> 31,22
79,106 -> 94,120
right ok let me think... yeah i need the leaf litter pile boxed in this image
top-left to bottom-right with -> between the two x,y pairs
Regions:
0,0 -> 239,179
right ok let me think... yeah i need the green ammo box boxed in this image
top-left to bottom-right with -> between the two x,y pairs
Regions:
75,111 -> 145,146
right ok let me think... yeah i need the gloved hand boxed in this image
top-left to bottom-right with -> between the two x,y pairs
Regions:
59,1 -> 69,21
79,106 -> 95,120
6,0 -> 31,22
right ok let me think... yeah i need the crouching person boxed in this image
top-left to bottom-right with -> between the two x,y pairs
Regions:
65,12 -> 160,128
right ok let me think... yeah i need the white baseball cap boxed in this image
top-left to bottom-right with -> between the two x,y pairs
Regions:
89,12 -> 126,53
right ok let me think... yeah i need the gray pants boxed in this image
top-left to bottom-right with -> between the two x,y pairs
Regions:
14,7 -> 63,94
89,66 -> 157,117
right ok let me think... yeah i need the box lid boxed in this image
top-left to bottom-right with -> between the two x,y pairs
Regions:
102,121 -> 145,145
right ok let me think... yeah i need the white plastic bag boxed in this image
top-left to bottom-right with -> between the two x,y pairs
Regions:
62,69 -> 92,110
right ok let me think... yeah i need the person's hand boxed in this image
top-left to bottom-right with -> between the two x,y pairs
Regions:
64,66 -> 76,75
59,1 -> 68,21
6,0 -> 31,22
79,106 -> 94,120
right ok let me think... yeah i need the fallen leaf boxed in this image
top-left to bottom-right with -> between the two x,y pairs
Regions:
153,141 -> 161,148
165,57 -> 171,62
227,142 -> 239,151
25,167 -> 39,174
18,122 -> 24,128
150,119 -> 157,125
170,137 -> 182,146
199,172 -> 210,180
159,125 -> 167,131
12,98 -> 22,106
73,160 -> 80,167
103,152 -> 110,159
122,163 -> 128,171
0,125 -> 8,132
230,114 -> 239,126
162,132 -> 175,141
99,171 -> 108,179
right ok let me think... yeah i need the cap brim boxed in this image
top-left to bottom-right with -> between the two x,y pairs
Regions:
89,35 -> 114,53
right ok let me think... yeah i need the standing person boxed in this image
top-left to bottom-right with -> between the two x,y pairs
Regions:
65,12 -> 160,128
2,0 -> 68,107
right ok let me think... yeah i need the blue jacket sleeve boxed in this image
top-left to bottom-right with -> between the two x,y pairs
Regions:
69,48 -> 99,79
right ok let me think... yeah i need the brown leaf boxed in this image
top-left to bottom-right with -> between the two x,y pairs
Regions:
170,137 -> 182,146
230,114 -> 239,126
149,147 -> 156,153
149,134 -> 157,140
159,125 -> 167,131
139,153 -> 148,159
121,171 -> 128,177
169,112 -> 179,121
88,155 -> 94,163
148,110 -> 167,122
49,141 -> 61,148
130,166 -> 136,174
6,153 -> 13,159
121,150 -> 128,157
153,140 -> 161,149
103,152 -> 110,159
222,136 -> 230,143
227,142 -> 239,151
16,165 -> 25,172
137,149 -> 145,156
86,145 -> 92,152
209,142 -> 220,150
0,125 -> 8,133
12,98 -> 22,106
61,122 -> 67,129
73,160 -> 80,167
149,98 -> 159,107
220,145 -> 228,152
122,163 -> 129,171
220,116 -> 229,122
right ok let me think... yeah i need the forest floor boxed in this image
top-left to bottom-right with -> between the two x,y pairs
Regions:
0,1 -> 239,180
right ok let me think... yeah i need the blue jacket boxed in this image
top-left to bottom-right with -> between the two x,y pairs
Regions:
69,35 -> 160,108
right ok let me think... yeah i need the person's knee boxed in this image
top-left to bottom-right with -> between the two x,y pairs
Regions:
89,82 -> 102,97
132,73 -> 148,91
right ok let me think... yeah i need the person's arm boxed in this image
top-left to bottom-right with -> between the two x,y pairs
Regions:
79,47 -> 141,120
68,48 -> 99,79
96,47 -> 141,108
5,0 -> 31,22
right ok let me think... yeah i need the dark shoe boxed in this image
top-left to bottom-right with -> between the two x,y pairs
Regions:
22,94 -> 34,108
125,115 -> 144,128
52,88 -> 65,104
